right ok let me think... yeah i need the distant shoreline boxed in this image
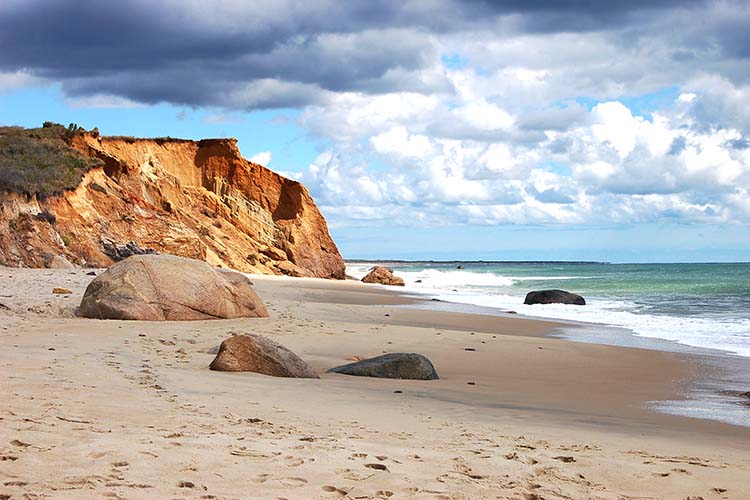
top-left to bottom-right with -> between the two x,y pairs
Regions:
345,258 -> 608,265
345,258 -> 750,265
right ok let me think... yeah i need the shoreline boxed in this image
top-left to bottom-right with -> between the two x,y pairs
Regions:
260,274 -> 750,432
351,275 -> 750,430
2,268 -> 749,499
345,261 -> 750,360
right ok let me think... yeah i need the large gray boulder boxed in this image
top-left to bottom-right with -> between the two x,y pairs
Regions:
524,289 -> 586,306
78,254 -> 268,320
327,353 -> 439,380
209,334 -> 318,378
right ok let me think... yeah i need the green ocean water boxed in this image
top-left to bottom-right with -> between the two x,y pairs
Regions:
347,261 -> 750,357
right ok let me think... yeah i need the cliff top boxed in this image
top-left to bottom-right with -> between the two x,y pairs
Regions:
0,123 -> 249,198
0,123 -> 102,197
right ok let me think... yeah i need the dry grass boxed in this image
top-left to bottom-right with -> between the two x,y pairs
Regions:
0,122 -> 102,197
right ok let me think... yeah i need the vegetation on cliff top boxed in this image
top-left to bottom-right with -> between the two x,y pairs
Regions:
0,122 -> 102,197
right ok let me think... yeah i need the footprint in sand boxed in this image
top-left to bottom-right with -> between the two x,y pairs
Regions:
283,456 -> 305,467
364,463 -> 389,472
321,485 -> 348,496
278,477 -> 308,487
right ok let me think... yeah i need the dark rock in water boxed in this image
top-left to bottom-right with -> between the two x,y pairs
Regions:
102,240 -> 158,261
731,391 -> 750,406
327,353 -> 439,380
456,265 -> 464,269
524,289 -> 586,305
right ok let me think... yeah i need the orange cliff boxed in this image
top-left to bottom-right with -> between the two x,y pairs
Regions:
0,131 -> 346,279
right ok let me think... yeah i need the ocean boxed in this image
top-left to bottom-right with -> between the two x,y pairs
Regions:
348,260 -> 750,426
346,261 -> 750,359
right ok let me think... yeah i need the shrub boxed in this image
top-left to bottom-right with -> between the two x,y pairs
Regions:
0,123 -> 102,197
33,210 -> 57,224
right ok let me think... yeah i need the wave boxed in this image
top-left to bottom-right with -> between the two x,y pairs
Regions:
347,263 -> 580,288
346,263 -> 750,358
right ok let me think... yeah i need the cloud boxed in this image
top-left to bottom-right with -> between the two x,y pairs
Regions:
296,87 -> 750,228
249,151 -> 272,166
2,0 -> 749,230
65,94 -> 144,109
0,70 -> 39,94
202,113 -> 245,125
1,0 -> 743,110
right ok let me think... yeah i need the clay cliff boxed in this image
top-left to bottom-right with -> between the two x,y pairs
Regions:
0,124 -> 345,279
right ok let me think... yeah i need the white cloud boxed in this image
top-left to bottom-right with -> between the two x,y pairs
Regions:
296,85 -> 750,228
202,113 -> 245,125
249,151 -> 272,165
0,70 -> 41,94
65,94 -> 144,109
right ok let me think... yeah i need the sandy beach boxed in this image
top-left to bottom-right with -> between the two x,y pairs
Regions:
1,268 -> 749,500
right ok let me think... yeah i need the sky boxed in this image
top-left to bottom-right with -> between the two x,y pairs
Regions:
1,0 -> 749,262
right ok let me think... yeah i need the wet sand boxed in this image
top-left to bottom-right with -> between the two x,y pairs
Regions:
1,268 -> 749,499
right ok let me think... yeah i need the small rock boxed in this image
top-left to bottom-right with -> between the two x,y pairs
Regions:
52,287 -> 73,295
328,353 -> 439,380
209,334 -> 318,378
362,266 -> 405,286
364,463 -> 389,471
47,255 -> 75,270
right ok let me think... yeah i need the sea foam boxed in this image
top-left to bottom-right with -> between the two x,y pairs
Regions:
348,263 -> 750,358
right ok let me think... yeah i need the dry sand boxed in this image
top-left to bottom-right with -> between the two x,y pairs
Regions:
1,268 -> 749,500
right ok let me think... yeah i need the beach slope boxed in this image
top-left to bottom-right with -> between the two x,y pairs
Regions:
1,269 -> 748,499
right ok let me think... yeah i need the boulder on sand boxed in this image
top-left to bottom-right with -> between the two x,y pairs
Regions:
327,353 -> 439,380
361,266 -> 405,286
524,289 -> 586,306
78,254 -> 269,320
209,334 -> 318,378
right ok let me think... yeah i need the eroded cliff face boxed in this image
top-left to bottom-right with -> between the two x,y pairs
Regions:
0,132 -> 345,278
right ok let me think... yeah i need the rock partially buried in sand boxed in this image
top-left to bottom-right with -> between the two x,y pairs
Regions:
524,289 -> 586,306
361,266 -> 405,286
209,334 -> 318,378
327,353 -> 439,380
47,255 -> 76,270
78,254 -> 269,320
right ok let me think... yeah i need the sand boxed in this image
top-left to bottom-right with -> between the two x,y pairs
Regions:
1,268 -> 749,500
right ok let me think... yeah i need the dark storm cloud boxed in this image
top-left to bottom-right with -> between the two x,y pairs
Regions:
0,0 -> 736,109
